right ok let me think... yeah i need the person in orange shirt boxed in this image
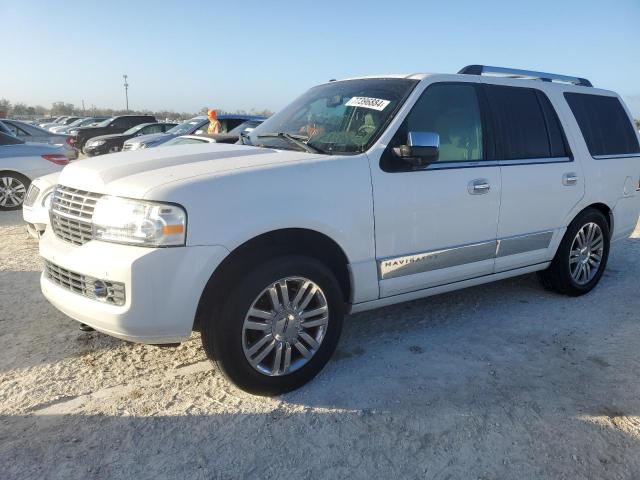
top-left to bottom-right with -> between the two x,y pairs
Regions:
207,109 -> 221,134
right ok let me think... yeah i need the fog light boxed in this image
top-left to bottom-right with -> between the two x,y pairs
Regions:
93,280 -> 108,298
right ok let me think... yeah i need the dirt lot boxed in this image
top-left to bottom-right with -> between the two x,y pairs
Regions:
1,210 -> 640,479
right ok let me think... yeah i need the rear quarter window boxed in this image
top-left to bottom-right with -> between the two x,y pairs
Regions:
564,93 -> 640,157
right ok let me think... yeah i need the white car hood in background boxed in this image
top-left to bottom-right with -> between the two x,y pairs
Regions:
57,143 -> 322,199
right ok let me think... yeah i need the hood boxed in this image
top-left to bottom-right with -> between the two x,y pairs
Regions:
76,125 -> 102,132
57,143 -> 322,199
87,133 -> 129,142
124,132 -> 172,146
32,171 -> 61,189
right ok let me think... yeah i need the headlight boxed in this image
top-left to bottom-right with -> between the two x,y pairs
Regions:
138,143 -> 148,149
88,139 -> 106,147
92,196 -> 187,247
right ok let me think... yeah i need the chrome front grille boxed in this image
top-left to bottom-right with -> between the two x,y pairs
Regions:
24,184 -> 40,207
43,260 -> 126,306
122,143 -> 133,151
50,185 -> 102,245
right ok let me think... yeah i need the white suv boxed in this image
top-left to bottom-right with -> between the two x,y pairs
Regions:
40,65 -> 640,395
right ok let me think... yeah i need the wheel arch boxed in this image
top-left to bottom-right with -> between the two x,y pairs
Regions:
193,228 -> 352,331
578,202 -> 614,238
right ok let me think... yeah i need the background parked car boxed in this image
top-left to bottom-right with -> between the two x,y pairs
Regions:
0,119 -> 78,159
122,114 -> 265,151
83,122 -> 177,156
0,132 -> 69,210
50,117 -> 109,134
38,117 -> 67,128
160,134 -> 220,146
70,115 -> 157,150
197,119 -> 264,144
39,116 -> 80,130
22,171 -> 60,238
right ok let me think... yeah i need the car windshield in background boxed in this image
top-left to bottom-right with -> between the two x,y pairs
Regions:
123,124 -> 147,135
247,78 -> 417,154
228,121 -> 261,135
165,137 -> 209,146
94,118 -> 113,128
167,118 -> 204,135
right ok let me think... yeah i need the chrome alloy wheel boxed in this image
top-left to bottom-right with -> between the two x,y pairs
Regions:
569,222 -> 604,285
0,176 -> 27,208
242,277 -> 329,376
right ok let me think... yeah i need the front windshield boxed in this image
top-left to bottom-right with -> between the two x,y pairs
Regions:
80,118 -> 103,126
247,78 -> 417,154
94,118 -> 114,128
123,124 -> 147,135
67,118 -> 85,127
167,117 -> 205,135
229,121 -> 261,135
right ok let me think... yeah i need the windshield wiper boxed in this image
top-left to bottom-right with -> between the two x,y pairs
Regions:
256,132 -> 327,154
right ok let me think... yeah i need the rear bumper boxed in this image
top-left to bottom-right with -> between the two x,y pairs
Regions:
39,230 -> 230,343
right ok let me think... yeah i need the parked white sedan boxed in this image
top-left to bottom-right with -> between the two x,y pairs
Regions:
0,132 -> 69,211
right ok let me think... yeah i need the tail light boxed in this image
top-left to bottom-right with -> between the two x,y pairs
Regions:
42,154 -> 70,165
66,137 -> 73,146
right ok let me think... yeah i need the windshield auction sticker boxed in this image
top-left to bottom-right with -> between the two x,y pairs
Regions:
345,97 -> 391,111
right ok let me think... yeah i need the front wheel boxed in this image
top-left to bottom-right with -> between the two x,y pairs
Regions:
201,255 -> 344,395
0,173 -> 30,211
537,208 -> 610,296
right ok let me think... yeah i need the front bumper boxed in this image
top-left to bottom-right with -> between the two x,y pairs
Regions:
39,230 -> 230,343
83,144 -> 112,156
23,204 -> 48,238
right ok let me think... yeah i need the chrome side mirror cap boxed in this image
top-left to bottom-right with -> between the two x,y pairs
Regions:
395,131 -> 440,166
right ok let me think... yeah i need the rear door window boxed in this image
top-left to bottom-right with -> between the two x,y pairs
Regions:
564,93 -> 640,157
141,124 -> 163,134
484,85 -> 568,160
111,117 -> 131,129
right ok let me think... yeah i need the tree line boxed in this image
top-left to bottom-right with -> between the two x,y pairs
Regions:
0,99 -> 273,121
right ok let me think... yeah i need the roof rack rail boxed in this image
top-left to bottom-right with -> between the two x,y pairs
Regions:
458,65 -> 593,87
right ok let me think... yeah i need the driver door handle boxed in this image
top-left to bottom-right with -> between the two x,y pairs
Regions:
468,179 -> 490,195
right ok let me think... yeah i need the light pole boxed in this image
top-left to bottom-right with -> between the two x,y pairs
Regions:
123,74 -> 129,112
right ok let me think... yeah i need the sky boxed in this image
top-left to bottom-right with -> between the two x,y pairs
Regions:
2,0 -> 639,117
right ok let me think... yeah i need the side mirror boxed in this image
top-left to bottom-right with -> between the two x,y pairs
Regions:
394,131 -> 440,167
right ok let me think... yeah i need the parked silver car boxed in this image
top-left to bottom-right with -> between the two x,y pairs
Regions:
0,132 -> 69,210
50,117 -> 108,134
0,119 -> 78,159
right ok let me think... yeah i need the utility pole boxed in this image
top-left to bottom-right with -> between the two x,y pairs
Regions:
82,99 -> 85,114
123,74 -> 129,112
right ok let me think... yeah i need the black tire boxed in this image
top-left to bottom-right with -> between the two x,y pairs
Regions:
0,172 -> 31,211
201,254 -> 344,396
537,208 -> 610,296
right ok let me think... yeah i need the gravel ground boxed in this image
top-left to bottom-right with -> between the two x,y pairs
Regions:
1,210 -> 640,479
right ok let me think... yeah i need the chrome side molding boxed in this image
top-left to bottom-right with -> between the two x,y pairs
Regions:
378,230 -> 554,280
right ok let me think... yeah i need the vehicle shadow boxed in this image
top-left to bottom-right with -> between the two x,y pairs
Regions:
0,270 -> 128,373
283,235 -> 640,416
0,210 -> 24,227
1,239 -> 639,477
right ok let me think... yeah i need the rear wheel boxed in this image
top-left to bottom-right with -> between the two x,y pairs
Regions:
537,208 -> 610,296
0,173 -> 30,211
201,255 -> 344,395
